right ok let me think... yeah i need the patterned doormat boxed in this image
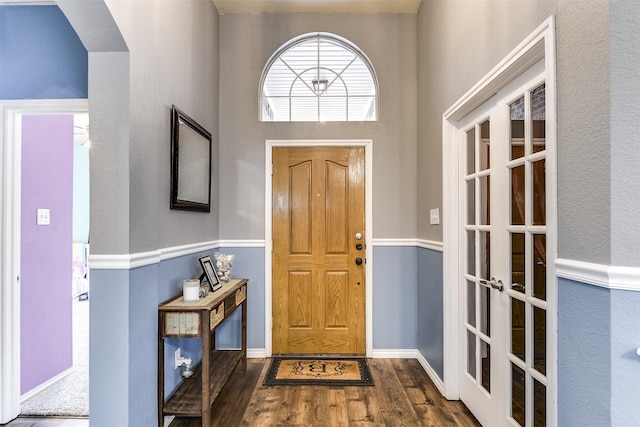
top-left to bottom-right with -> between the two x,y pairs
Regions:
263,357 -> 374,386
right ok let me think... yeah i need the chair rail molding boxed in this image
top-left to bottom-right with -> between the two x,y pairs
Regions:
556,258 -> 640,292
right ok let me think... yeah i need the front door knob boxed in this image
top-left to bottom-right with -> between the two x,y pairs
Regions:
355,258 -> 363,265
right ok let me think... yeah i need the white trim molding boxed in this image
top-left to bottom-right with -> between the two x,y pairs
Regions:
88,239 -> 269,270
364,238 -> 444,252
556,258 -> 640,292
90,239 -> 440,270
371,349 -> 445,396
415,351 -> 446,396
372,238 -> 417,247
20,366 -> 74,402
417,239 -> 443,252
218,239 -> 266,248
247,348 -> 268,359
88,240 -> 220,270
1,99 -> 89,423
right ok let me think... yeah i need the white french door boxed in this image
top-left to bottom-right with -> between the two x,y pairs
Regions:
459,60 -> 552,427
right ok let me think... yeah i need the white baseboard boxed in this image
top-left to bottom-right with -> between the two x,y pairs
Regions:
371,348 -> 420,359
247,348 -> 267,358
415,351 -> 446,396
20,366 -> 74,402
371,349 -> 446,397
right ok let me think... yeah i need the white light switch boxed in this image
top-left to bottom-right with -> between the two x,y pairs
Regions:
430,208 -> 440,225
37,209 -> 50,225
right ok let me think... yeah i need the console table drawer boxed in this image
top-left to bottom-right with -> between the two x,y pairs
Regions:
164,312 -> 200,336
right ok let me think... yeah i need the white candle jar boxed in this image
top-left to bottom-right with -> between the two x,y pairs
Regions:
182,279 -> 200,302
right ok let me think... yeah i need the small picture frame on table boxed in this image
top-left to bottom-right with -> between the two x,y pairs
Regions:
199,256 -> 221,292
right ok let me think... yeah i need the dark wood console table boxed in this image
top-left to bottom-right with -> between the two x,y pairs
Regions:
158,278 -> 248,426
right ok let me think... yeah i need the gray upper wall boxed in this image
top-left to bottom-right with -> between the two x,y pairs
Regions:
219,13 -> 418,240
417,0 -> 612,264
93,0 -> 220,254
610,0 -> 640,267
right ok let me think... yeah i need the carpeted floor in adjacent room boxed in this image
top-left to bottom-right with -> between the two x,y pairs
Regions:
20,299 -> 89,417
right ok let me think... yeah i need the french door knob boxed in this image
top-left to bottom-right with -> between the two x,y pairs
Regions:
479,277 -> 504,292
355,258 -> 363,265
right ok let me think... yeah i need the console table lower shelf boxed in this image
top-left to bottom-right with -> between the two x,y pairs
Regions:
163,350 -> 244,416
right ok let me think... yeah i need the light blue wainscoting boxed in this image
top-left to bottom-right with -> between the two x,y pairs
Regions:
157,254 -> 208,401
417,247 -> 444,380
215,247 -> 265,350
90,252 -> 212,427
558,278 -> 611,426
372,246 -> 418,349
610,288 -> 640,425
89,268 -> 131,427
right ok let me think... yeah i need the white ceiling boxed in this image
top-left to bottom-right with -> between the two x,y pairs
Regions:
212,0 -> 423,14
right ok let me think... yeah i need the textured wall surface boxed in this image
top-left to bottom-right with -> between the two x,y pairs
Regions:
103,0 -> 220,254
610,289 -> 640,425
417,247 -> 444,380
372,246 -> 418,349
219,13 -> 417,240
88,269 -> 130,427
558,278 -> 611,426
610,0 -> 640,267
416,0 -> 611,266
0,6 -> 87,99
20,115 -> 74,394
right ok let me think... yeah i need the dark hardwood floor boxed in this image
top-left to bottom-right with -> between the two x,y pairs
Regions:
170,358 -> 480,426
3,359 -> 479,426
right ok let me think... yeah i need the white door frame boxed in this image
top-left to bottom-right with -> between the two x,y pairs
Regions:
0,99 -> 88,423
265,139 -> 373,357
442,15 -> 557,423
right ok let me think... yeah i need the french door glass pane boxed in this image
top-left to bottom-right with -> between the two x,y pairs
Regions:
511,165 -> 525,225
533,306 -> 546,375
511,363 -> 526,426
480,231 -> 490,281
467,231 -> 476,275
480,120 -> 490,170
481,340 -> 491,393
511,233 -> 525,294
533,234 -> 547,300
468,330 -> 477,378
534,379 -> 546,427
510,96 -> 525,160
467,128 -> 476,174
467,180 -> 475,225
533,159 -> 546,225
480,175 -> 490,225
511,298 -> 525,361
481,286 -> 491,337
532,84 -> 546,153
467,280 -> 476,328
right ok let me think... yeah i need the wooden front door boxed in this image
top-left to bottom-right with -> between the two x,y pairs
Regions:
272,146 -> 365,355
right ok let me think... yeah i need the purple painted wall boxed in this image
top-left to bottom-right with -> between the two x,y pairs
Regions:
21,115 -> 74,395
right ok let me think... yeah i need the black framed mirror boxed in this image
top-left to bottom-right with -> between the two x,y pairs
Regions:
170,105 -> 212,212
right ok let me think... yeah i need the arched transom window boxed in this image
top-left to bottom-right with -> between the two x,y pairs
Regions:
260,33 -> 378,122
